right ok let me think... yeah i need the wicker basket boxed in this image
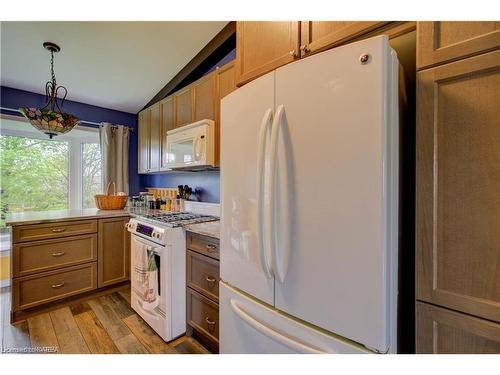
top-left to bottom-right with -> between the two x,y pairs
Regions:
94,182 -> 128,210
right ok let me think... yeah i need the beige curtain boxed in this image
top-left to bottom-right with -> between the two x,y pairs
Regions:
99,123 -> 130,195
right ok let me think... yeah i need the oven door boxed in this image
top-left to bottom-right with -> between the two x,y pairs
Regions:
130,235 -> 168,324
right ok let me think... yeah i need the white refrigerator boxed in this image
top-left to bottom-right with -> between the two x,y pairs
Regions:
219,35 -> 399,354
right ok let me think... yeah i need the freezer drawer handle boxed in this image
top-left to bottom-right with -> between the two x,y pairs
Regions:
229,299 -> 326,354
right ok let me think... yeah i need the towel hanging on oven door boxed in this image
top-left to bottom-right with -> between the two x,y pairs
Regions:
132,243 -> 159,311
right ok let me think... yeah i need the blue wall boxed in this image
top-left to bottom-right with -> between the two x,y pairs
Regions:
0,86 -> 141,195
138,49 -> 236,203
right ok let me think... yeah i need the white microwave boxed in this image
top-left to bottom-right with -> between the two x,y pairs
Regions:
164,119 -> 215,170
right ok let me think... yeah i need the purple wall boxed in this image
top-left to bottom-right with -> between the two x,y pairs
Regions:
0,86 -> 140,195
139,49 -> 236,203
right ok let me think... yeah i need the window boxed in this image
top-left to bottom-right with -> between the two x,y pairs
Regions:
0,116 -> 102,213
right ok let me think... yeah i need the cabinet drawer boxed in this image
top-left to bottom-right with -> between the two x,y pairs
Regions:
187,288 -> 219,345
187,250 -> 220,302
12,219 -> 97,243
417,302 -> 500,353
12,262 -> 97,311
186,232 -> 219,260
13,234 -> 97,277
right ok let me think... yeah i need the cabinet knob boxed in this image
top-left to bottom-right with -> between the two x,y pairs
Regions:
300,44 -> 310,54
205,316 -> 216,332
206,244 -> 217,252
289,50 -> 298,58
205,276 -> 216,288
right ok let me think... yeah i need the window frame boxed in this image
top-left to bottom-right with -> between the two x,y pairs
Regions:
0,115 -> 101,211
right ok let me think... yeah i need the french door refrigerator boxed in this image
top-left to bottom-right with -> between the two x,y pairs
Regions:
220,35 -> 399,354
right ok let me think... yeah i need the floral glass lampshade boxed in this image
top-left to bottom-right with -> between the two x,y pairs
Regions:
19,42 -> 80,139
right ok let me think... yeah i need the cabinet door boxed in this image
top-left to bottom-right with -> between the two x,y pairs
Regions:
193,72 -> 216,122
417,21 -> 500,69
300,21 -> 386,57
98,217 -> 130,288
174,85 -> 193,128
417,302 -> 500,353
137,110 -> 149,173
149,103 -> 161,172
215,61 -> 236,166
416,50 -> 500,322
235,21 -> 299,86
160,96 -> 174,170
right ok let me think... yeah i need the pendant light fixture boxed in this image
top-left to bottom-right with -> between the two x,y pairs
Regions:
19,42 -> 80,139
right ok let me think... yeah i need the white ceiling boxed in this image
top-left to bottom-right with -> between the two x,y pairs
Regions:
0,21 -> 228,113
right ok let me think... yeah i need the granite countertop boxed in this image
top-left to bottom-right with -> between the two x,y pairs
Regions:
5,207 -> 149,226
184,220 -> 220,240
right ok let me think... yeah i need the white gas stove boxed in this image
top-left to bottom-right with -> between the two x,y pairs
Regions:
126,202 -> 219,342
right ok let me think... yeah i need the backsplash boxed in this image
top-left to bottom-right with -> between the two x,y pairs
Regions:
140,170 -> 220,203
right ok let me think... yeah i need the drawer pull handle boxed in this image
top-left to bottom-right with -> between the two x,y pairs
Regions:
51,282 -> 65,288
51,251 -> 65,257
205,276 -> 216,288
206,244 -> 217,252
52,228 -> 66,233
205,316 -> 216,331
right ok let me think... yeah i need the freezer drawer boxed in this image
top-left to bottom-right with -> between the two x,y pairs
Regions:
220,282 -> 369,354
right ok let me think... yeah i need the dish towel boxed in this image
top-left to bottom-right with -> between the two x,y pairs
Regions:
132,241 -> 159,311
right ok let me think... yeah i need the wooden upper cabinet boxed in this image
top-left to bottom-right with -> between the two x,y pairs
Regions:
160,96 -> 174,170
98,217 -> 130,288
215,61 -> 236,166
137,109 -> 149,173
174,86 -> 193,128
417,21 -> 500,69
416,50 -> 500,323
193,72 -> 216,122
300,21 -> 387,57
236,21 -> 300,86
417,302 -> 500,354
149,103 -> 161,172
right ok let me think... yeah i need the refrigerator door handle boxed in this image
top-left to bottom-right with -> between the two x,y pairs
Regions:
268,104 -> 290,283
230,298 -> 326,354
257,108 -> 274,279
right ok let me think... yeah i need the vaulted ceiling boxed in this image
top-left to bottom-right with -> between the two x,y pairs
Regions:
0,21 -> 228,113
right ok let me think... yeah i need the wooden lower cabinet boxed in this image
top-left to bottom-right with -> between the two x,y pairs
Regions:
417,21 -> 500,69
10,215 -> 130,322
98,217 -> 130,288
186,231 -> 220,352
417,302 -> 500,353
13,263 -> 97,311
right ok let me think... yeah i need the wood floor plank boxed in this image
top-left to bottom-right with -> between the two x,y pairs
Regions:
69,301 -> 92,316
114,333 -> 149,354
88,297 -> 130,341
49,307 -> 89,354
104,293 -> 135,319
117,288 -> 131,305
73,310 -> 119,354
122,314 -> 177,354
172,336 -> 210,354
27,313 -> 59,353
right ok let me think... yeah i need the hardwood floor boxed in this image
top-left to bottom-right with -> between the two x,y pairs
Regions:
0,286 -> 210,354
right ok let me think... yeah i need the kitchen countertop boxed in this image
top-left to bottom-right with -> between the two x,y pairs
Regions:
5,208 -> 142,226
184,220 -> 220,240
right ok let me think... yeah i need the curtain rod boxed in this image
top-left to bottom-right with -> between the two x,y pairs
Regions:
0,106 -> 134,131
